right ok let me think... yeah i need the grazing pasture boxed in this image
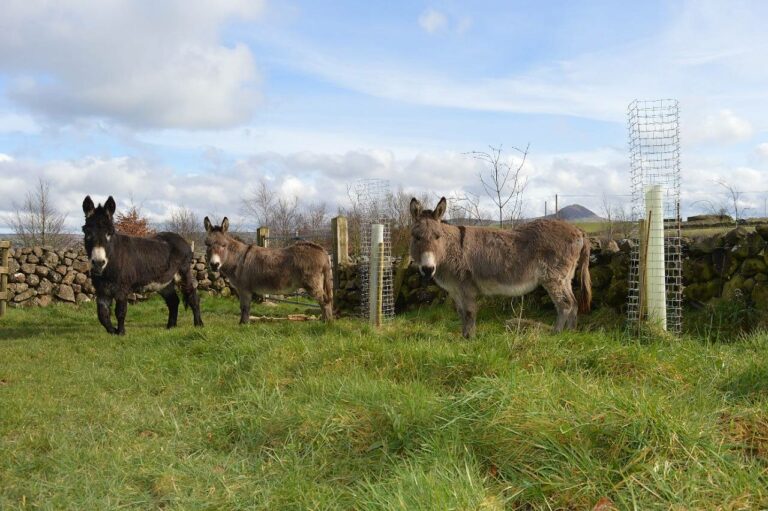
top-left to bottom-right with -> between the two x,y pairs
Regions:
2,298 -> 768,509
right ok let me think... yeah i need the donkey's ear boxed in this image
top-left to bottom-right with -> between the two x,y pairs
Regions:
204,216 -> 213,233
104,196 -> 117,217
83,196 -> 95,217
432,197 -> 447,220
221,217 -> 230,233
409,198 -> 422,221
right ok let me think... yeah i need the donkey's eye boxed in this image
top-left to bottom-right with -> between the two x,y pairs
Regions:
435,234 -> 441,240
413,234 -> 421,241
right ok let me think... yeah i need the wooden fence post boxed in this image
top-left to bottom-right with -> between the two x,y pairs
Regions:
331,216 -> 349,290
0,240 -> 10,317
256,227 -> 270,248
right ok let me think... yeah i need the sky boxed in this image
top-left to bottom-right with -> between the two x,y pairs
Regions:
1,0 -> 768,232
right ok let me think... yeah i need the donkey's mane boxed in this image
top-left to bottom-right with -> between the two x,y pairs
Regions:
293,240 -> 326,251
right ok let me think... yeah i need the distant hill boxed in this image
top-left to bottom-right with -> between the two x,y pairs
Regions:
447,204 -> 602,226
543,204 -> 603,222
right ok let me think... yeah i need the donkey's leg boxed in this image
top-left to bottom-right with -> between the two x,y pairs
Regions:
451,292 -> 468,337
238,289 -> 253,325
564,284 -> 579,330
179,266 -> 204,327
187,288 -> 203,327
115,296 -> 129,335
159,283 -> 180,329
462,298 -> 478,339
97,295 -> 117,334
306,275 -> 332,322
542,280 -> 573,333
454,289 -> 478,339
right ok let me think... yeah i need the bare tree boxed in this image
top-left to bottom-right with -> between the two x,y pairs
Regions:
8,178 -> 70,248
298,202 -> 329,231
716,179 -> 750,221
446,191 -> 486,225
613,202 -> 634,240
164,206 -> 201,247
241,179 -> 274,227
600,193 -> 616,240
241,179 -> 300,234
599,194 -> 635,240
467,144 -> 530,228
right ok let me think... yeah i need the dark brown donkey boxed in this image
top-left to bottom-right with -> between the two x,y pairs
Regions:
409,197 -> 591,338
203,217 -> 334,323
82,196 -> 203,335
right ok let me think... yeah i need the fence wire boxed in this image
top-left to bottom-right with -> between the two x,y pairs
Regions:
627,99 -> 683,334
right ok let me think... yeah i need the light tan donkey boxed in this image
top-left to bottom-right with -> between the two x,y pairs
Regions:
409,197 -> 591,338
203,217 -> 334,324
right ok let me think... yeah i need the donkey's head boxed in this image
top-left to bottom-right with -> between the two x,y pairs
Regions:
409,197 -> 448,279
203,216 -> 230,272
82,195 -> 117,276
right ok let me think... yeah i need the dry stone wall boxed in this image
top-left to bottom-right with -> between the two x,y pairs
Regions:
335,227 -> 768,316
5,226 -> 768,315
5,247 -> 234,308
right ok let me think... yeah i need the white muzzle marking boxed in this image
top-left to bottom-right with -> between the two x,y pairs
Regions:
419,251 -> 436,276
210,254 -> 221,268
91,246 -> 108,271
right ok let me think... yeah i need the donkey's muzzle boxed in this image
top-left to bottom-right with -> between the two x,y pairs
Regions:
91,260 -> 106,275
419,265 -> 435,280
209,262 -> 220,272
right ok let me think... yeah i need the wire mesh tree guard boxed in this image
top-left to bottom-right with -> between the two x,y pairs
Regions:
626,99 -> 683,334
353,178 -> 395,324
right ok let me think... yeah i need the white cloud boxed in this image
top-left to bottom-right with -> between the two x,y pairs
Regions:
6,144 -> 768,234
755,142 -> 768,161
687,109 -> 753,145
418,9 -> 448,34
0,0 -> 264,129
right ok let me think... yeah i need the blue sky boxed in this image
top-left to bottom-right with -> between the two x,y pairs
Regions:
1,0 -> 768,230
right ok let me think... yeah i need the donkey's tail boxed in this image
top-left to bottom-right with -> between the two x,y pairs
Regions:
577,236 -> 592,314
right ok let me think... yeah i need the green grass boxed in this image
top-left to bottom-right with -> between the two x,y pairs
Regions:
572,220 -> 607,235
680,225 -> 754,239
2,297 -> 768,510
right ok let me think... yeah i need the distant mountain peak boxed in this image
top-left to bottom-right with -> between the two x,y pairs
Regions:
544,204 -> 602,221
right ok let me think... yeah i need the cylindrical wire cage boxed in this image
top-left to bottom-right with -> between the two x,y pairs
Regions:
626,99 -> 683,334
354,179 -> 395,322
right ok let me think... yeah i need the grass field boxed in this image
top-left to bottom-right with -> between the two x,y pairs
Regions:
2,297 -> 768,510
